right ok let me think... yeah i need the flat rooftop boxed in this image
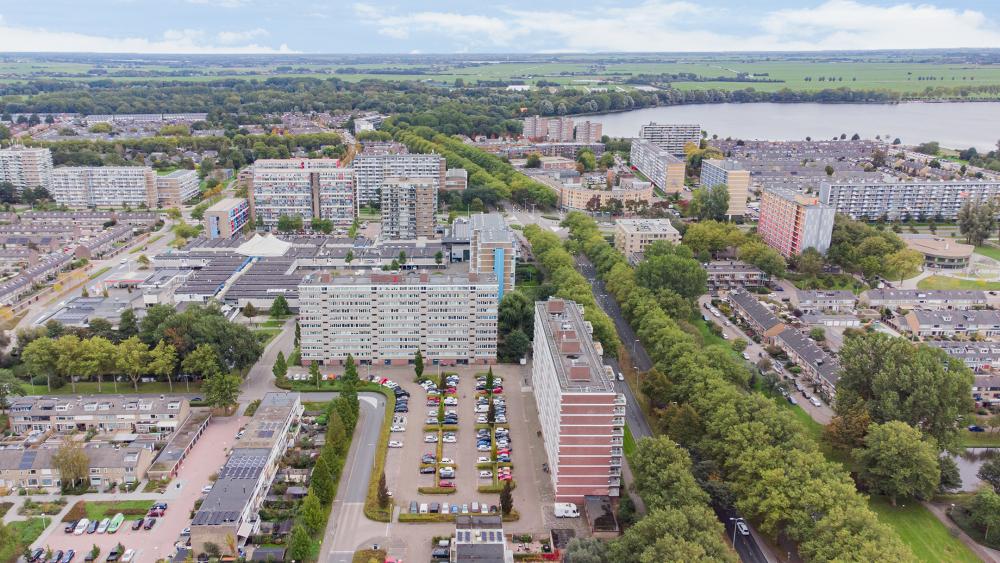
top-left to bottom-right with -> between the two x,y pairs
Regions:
536,299 -> 615,393
615,218 -> 679,235
234,392 -> 300,449
302,271 -> 496,287
190,447 -> 270,525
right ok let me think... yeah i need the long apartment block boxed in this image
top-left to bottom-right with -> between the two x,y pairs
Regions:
532,299 -> 624,504
250,159 -> 354,229
638,122 -> 701,156
9,395 -> 190,435
50,166 -> 157,208
156,169 -> 201,207
352,151 -> 445,208
820,179 -> 1000,221
298,272 -> 499,366
629,138 -> 685,194
0,147 -> 53,193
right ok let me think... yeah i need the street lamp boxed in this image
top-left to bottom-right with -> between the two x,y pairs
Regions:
729,518 -> 738,544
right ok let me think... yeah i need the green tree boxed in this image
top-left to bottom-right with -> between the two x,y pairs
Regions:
825,164 -> 835,176
958,200 -> 997,247
273,351 -> 288,381
311,455 -> 335,504
737,240 -> 786,277
855,421 -> 940,506
118,309 -> 139,339
325,411 -> 348,457
799,505 -> 914,562
148,341 -> 179,392
688,184 -> 730,221
116,336 -> 150,391
577,150 -> 596,171
809,327 -> 826,342
269,294 -> 290,317
80,336 -> 117,393
204,372 -> 241,410
182,343 -> 222,379
0,369 -> 24,413
525,153 -> 542,168
630,436 -> 709,511
310,218 -> 333,234
635,242 -> 707,300
52,437 -> 90,491
434,250 -> 444,265
500,479 -> 513,516
241,303 -> 259,326
22,336 -> 58,391
413,350 -> 424,380
310,362 -> 321,389
796,247 -> 824,278
299,492 -> 325,534
979,457 -> 1000,493
607,506 -> 735,563
499,329 -> 530,362
54,334 -> 84,393
276,214 -> 303,233
287,525 -> 311,561
563,537 -> 608,563
970,488 -> 1000,541
377,471 -> 390,508
883,248 -> 924,283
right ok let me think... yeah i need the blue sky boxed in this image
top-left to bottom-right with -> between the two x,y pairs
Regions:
0,0 -> 998,53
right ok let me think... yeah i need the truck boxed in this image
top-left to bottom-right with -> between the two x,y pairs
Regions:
554,503 -> 580,518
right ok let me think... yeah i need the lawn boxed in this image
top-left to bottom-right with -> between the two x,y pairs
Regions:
23,380 -> 202,396
917,275 -> 1000,291
691,317 -> 729,349
0,518 -> 47,563
87,266 -> 111,281
352,549 -> 387,563
752,383 -> 852,468
868,496 -> 980,563
960,428 -> 1000,448
975,246 -> 1000,262
64,500 -> 152,522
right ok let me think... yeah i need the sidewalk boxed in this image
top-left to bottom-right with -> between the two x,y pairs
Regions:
924,501 -> 1000,563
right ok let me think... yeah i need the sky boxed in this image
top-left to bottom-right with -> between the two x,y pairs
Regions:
0,0 -> 999,54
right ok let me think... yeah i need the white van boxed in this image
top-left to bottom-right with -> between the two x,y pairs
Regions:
419,503 -> 429,514
554,503 -> 580,518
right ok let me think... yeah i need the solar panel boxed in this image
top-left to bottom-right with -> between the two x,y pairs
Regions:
19,451 -> 37,470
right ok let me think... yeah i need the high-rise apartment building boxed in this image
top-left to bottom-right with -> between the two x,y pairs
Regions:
298,272 -> 499,366
444,168 -> 468,191
820,179 -> 1000,221
50,166 -> 157,208
532,299 -> 624,503
249,159 -> 354,230
0,147 -> 53,193
522,115 -> 575,142
638,122 -> 701,156
352,152 -> 445,208
155,169 -> 200,207
469,213 -> 517,300
629,139 -> 685,194
381,176 -> 437,240
700,159 -> 750,217
204,198 -> 251,239
574,121 -> 603,143
758,187 -> 836,257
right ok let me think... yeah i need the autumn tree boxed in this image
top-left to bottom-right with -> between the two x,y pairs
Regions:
53,438 -> 90,492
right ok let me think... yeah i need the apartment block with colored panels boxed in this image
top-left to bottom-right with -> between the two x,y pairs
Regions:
204,197 -> 250,239
757,186 -> 835,258
249,158 -> 354,230
532,299 -> 625,504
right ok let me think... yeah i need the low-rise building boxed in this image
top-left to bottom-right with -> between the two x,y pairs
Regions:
559,178 -> 654,212
861,289 -> 988,310
0,446 -> 155,491
772,327 -> 840,396
444,168 -> 468,191
532,299 -> 625,504
900,309 -> 1000,338
973,375 -> 1000,407
704,261 -> 769,292
927,341 -> 1000,373
901,235 -> 974,270
727,289 -> 786,339
613,218 -> 681,255
9,395 -> 190,436
451,515 -> 514,563
793,290 -> 857,313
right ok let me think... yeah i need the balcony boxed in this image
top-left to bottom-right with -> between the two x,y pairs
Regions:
612,417 -> 625,427
614,395 -> 626,406
611,427 -> 624,437
609,467 -> 621,477
611,457 -> 622,467
613,407 -> 626,417
609,477 -> 621,487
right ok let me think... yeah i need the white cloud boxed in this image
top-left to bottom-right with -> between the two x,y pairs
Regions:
0,15 -> 292,53
216,28 -> 268,44
352,1 -> 1000,52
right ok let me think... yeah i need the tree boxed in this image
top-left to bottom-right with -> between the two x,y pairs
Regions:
635,243 -> 707,300
276,214 -> 303,232
79,336 -> 117,393
607,506 -> 735,563
116,337 -> 150,391
0,370 -> 24,413
630,437 -> 709,511
825,164 -> 835,176
576,150 -> 596,172
310,362 -> 321,389
915,141 -> 940,155
525,153 -> 542,168
294,321 -> 301,348
809,327 -> 826,342
413,350 -> 424,380
500,479 -> 514,516
287,525 -> 311,561
434,250 -> 444,265
855,421 -> 940,506
136,254 -> 150,270
979,457 -> 1000,493
883,248 -> 924,283
938,455 -> 962,492
345,249 -> 354,264
241,303 -> 259,326
300,492 -> 325,534
499,329 -> 530,362
325,411 -> 348,457
310,218 -> 333,234
52,438 -> 90,492
682,220 -> 744,257
799,505 -> 914,562
688,184 -> 729,221
311,455 -> 335,504
796,247 -> 824,278
737,240 -> 786,277
377,471 -> 390,508
204,373 -> 241,410
182,343 -> 222,379
22,336 -> 58,391
118,309 -> 139,339
563,537 -> 609,563
273,351 -> 288,381
54,334 -> 84,393
957,200 -> 997,247
270,295 -> 290,317
971,488 -> 1000,541
148,341 -> 179,392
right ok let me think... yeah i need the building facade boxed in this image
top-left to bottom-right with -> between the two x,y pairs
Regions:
704,261 -> 769,292
532,299 -> 624,504
700,159 -> 750,217
819,179 -> 1000,221
204,198 -> 251,239
757,186 -> 836,257
575,121 -> 603,144
469,213 -> 517,300
50,166 -> 157,208
559,179 -> 654,212
523,116 -> 575,142
861,289 -> 987,310
900,309 -> 1000,339
381,176 -> 437,239
638,122 -> 701,156
298,272 -> 498,366
352,152 -> 445,208
155,169 -> 200,207
0,446 -> 154,491
628,139 -> 685,194
444,168 -> 468,191
613,218 -> 681,255
9,395 -> 190,435
0,147 -> 53,193
250,159 -> 354,230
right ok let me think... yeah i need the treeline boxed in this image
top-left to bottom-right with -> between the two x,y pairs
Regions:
562,212 -> 913,562
393,125 -> 557,208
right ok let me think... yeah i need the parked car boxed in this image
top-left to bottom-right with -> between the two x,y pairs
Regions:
202,485 -> 213,493
420,466 -> 435,474
120,551 -> 135,563
65,520 -> 78,533
439,481 -> 455,488
48,550 -> 64,563
86,520 -> 99,534
105,547 -> 121,562
144,517 -> 156,530
440,457 -> 454,465
131,518 -> 144,530
61,549 -> 75,563
409,501 -> 418,514
429,502 -> 440,513
479,470 -> 493,478
388,441 -> 404,448
970,425 -> 986,432
424,434 -> 438,443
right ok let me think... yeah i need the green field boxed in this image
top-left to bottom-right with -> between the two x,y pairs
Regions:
0,518 -> 48,563
868,497 -> 980,563
975,246 -> 1000,262
917,275 -> 1000,291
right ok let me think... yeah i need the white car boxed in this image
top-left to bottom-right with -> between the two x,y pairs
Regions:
440,457 -> 454,465
810,397 -> 823,407
388,441 -> 404,448
477,444 -> 491,451
442,435 -> 457,443
391,425 -> 406,432
74,519 -> 89,535
477,456 -> 491,464
479,470 -> 493,479
121,549 -> 136,563
475,405 -> 489,414
477,415 -> 488,424
444,398 -> 458,406
424,434 -> 438,443
201,485 -> 213,493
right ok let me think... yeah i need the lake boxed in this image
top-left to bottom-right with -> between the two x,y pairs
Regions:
586,102 -> 1000,152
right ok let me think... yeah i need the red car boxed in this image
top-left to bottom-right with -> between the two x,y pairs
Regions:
497,449 -> 511,455
493,387 -> 503,394
438,481 -> 455,488
498,474 -> 513,480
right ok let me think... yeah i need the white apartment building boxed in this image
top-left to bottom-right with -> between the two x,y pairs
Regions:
629,138 -> 685,194
820,179 -> 1000,221
381,176 -> 437,240
469,212 -> 517,300
50,166 -> 157,208
298,272 -> 498,366
638,122 -> 701,156
250,159 -> 354,229
700,159 -> 750,217
613,218 -> 681,255
575,121 -> 603,144
155,169 -> 200,207
0,147 -> 53,193
532,299 -> 624,504
352,152 -> 445,208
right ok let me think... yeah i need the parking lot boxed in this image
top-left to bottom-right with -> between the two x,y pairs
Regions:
30,413 -> 246,562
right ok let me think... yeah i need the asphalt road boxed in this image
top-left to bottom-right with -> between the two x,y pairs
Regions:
575,253 -> 771,563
